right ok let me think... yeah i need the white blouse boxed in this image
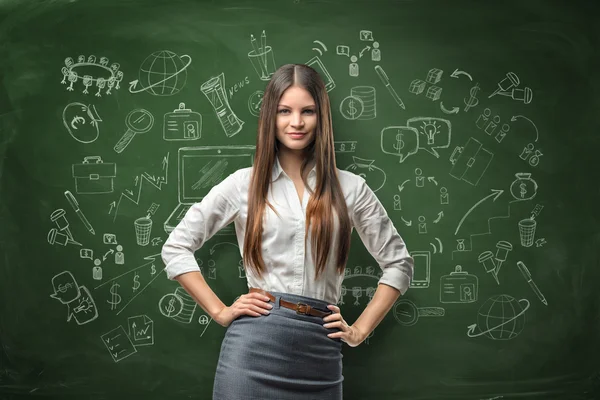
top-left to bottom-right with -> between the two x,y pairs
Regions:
162,155 -> 414,304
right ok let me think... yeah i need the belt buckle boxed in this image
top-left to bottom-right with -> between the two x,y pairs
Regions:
296,302 -> 310,315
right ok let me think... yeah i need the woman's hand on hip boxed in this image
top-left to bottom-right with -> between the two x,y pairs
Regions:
214,292 -> 273,327
323,305 -> 365,347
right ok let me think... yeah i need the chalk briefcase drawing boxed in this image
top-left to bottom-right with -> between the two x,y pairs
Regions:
71,156 -> 116,194
449,137 -> 493,186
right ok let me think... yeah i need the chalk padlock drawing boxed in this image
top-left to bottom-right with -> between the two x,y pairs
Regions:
71,156 -> 117,194
62,102 -> 102,143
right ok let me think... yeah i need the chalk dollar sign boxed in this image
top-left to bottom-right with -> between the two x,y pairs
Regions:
348,100 -> 357,118
340,96 -> 363,120
166,298 -> 176,315
463,82 -> 480,112
107,282 -> 121,310
394,132 -> 405,152
132,273 -> 140,292
57,282 -> 73,293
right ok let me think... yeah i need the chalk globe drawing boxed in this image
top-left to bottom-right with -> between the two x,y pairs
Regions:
468,294 -> 530,340
136,50 -> 191,96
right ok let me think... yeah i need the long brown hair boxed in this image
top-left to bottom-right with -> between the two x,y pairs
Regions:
243,64 -> 352,280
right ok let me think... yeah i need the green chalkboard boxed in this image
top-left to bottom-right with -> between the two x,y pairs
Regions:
1,0 -> 599,399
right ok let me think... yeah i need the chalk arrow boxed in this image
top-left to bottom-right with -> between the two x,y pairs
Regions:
440,102 -> 460,114
108,201 -> 116,215
128,80 -> 139,91
455,189 -> 503,235
511,115 -> 539,142
450,68 -> 473,81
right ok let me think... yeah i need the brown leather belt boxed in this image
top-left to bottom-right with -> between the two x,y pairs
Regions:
249,288 -> 331,318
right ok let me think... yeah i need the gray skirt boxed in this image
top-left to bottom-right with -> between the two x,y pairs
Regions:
213,291 -> 343,400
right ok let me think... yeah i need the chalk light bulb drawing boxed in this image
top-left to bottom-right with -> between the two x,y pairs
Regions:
418,120 -> 441,145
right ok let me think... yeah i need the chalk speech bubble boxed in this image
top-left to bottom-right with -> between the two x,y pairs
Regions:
381,126 -> 419,163
50,271 -> 81,304
407,117 -> 451,158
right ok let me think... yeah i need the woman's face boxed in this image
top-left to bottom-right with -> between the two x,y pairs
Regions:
275,85 -> 317,153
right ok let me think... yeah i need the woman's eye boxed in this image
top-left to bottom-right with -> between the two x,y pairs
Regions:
303,109 -> 315,114
278,109 -> 290,114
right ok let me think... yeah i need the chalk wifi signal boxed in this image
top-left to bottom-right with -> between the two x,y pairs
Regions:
312,40 -> 328,56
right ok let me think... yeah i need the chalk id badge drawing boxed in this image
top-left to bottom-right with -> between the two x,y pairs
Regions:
440,265 -> 478,304
163,102 -> 202,141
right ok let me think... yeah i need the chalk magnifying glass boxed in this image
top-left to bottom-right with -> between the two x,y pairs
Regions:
393,299 -> 445,326
113,108 -> 154,153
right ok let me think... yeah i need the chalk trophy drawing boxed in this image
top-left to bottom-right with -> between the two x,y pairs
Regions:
50,271 -> 98,325
63,103 -> 102,143
393,299 -> 445,326
489,72 -> 532,104
409,68 -> 443,101
339,86 -> 376,120
344,156 -> 386,192
440,265 -> 479,304
477,241 -> 513,285
467,295 -> 530,340
449,137 -> 493,186
101,325 -> 137,362
159,287 -> 197,324
163,102 -> 202,141
200,73 -> 244,137
248,30 -> 276,81
128,50 -> 192,96
113,109 -> 154,153
61,55 -> 123,96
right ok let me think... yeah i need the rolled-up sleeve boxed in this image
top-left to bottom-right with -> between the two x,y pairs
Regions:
162,171 -> 241,280
351,175 -> 414,294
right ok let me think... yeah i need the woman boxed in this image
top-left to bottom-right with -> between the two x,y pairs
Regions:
161,63 -> 414,399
